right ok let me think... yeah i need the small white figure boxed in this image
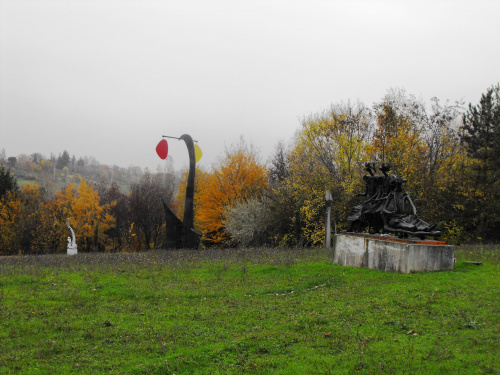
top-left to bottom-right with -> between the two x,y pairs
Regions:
67,223 -> 78,255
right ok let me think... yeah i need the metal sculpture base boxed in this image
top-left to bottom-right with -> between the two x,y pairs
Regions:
162,134 -> 201,250
163,201 -> 201,249
333,233 -> 454,273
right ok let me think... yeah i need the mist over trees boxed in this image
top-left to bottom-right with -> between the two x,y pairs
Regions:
1,85 -> 499,254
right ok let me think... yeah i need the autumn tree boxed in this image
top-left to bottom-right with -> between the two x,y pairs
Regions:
0,184 -> 55,255
93,178 -> 129,251
106,185 -> 129,251
264,141 -> 299,246
371,93 -> 463,224
128,170 -> 176,249
369,89 -> 451,222
196,141 -> 267,247
421,99 -> 463,179
16,184 -> 48,254
284,144 -> 330,246
0,167 -> 21,254
370,88 -> 426,182
265,94 -> 463,245
50,180 -> 115,251
33,200 -> 67,253
283,101 -> 371,245
413,97 -> 464,223
0,190 -> 22,254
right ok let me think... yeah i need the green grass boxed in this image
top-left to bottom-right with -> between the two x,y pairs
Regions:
16,179 -> 35,187
0,246 -> 498,374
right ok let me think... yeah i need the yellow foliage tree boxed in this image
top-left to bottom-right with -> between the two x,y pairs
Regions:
286,102 -> 371,245
195,142 -> 267,247
51,180 -> 115,251
33,199 -> 67,253
369,89 -> 427,187
369,90 -> 465,227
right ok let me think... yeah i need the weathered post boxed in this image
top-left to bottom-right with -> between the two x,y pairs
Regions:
324,190 -> 333,249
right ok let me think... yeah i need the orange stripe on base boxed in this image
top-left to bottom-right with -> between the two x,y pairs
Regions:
341,232 -> 447,246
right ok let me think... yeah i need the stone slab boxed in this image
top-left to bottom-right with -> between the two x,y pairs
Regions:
333,232 -> 454,273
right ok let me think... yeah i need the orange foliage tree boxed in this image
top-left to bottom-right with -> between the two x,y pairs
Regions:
50,180 -> 115,251
0,190 -> 23,254
0,183 -> 64,255
195,142 -> 267,247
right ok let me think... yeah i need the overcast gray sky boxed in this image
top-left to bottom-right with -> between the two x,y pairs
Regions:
1,0 -> 499,172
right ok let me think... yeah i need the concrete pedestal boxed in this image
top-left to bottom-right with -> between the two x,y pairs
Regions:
333,233 -> 454,273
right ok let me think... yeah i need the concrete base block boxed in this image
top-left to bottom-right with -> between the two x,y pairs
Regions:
333,233 -> 454,273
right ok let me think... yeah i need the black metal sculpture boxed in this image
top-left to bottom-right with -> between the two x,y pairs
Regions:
162,134 -> 201,249
346,163 -> 440,239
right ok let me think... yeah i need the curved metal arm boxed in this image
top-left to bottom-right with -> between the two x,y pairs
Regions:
179,134 -> 196,232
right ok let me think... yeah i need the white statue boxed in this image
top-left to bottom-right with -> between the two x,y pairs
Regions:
67,222 -> 78,255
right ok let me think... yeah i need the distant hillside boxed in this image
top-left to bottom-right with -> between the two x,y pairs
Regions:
0,150 -> 164,195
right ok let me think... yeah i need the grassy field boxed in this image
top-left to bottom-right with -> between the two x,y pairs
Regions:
0,245 -> 498,374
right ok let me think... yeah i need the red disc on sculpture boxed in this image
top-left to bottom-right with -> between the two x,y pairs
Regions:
156,139 -> 168,159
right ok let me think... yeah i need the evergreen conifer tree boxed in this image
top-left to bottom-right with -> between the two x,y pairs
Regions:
0,165 -> 18,199
461,84 -> 500,238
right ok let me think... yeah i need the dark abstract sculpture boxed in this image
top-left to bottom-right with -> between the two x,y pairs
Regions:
162,134 -> 201,249
346,163 -> 440,239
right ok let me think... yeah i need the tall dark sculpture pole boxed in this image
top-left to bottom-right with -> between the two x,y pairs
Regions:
179,134 -> 195,240
160,134 -> 201,249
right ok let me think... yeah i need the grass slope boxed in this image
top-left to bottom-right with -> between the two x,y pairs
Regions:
0,246 -> 498,374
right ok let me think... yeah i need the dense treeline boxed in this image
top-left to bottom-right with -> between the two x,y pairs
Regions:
1,86 -> 499,254
192,86 -> 500,247
0,166 -> 177,254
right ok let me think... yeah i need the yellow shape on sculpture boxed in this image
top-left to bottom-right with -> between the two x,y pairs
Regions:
194,144 -> 203,163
